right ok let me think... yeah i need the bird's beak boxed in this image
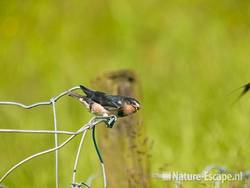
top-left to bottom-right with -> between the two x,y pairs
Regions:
134,103 -> 140,111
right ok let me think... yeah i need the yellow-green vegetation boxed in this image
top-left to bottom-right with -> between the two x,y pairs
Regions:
0,1 -> 250,187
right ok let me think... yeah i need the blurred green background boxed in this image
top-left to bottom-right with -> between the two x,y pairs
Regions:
0,1 -> 250,187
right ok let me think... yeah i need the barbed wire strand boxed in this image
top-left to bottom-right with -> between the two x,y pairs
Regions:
0,86 -> 112,188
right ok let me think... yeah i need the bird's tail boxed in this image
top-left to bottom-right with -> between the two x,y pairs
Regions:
68,91 -> 92,109
80,85 -> 93,96
68,91 -> 84,99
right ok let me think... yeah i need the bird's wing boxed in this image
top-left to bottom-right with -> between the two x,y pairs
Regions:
103,105 -> 121,112
80,85 -> 124,108
68,91 -> 84,99
80,85 -> 107,98
79,85 -> 93,96
90,94 -> 123,108
230,82 -> 250,105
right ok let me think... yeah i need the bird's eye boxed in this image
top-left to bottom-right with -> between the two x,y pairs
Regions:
131,101 -> 139,106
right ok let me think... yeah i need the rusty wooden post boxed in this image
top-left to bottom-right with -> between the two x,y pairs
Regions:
92,69 -> 150,188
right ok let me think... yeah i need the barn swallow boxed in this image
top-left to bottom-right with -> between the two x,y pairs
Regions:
68,85 -> 140,117
230,82 -> 250,104
238,82 -> 250,98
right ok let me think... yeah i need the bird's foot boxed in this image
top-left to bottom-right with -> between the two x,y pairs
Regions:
104,115 -> 117,128
91,115 -> 117,128
72,182 -> 89,188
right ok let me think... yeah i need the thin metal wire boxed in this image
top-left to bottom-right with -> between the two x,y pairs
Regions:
92,126 -> 103,163
0,86 -> 114,188
0,86 -> 80,109
0,132 -> 76,183
92,126 -> 106,188
0,116 -> 109,184
0,101 -> 51,108
51,99 -> 59,188
101,163 -> 107,188
53,86 -> 80,102
0,117 -> 106,136
0,129 -> 78,135
72,130 -> 88,184
0,86 -> 80,188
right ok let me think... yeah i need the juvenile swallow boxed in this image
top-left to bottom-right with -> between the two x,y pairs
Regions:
68,85 -> 140,117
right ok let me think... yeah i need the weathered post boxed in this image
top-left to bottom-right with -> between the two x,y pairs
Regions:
92,69 -> 150,188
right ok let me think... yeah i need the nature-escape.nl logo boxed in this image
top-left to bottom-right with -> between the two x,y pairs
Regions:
153,171 -> 243,183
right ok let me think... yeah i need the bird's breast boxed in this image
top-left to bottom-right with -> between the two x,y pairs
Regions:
91,102 -> 109,116
122,103 -> 136,116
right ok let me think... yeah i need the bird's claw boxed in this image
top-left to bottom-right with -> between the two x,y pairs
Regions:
104,115 -> 117,128
72,182 -> 90,188
91,115 -> 117,128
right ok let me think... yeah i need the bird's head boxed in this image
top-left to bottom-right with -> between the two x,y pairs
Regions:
126,97 -> 140,111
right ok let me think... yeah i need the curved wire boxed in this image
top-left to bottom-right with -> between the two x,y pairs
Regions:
92,126 -> 103,163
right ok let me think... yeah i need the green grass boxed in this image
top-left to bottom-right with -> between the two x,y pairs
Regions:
0,1 -> 250,187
